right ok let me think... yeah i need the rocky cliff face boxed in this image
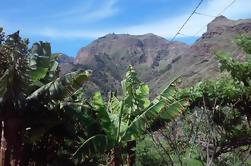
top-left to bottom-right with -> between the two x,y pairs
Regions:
60,16 -> 251,97
185,16 -> 251,86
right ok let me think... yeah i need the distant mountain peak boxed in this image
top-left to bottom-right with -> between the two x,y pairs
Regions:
213,15 -> 228,21
99,33 -> 162,39
207,16 -> 251,33
60,16 -> 251,97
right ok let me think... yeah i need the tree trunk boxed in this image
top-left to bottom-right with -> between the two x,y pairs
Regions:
4,117 -> 24,166
127,140 -> 136,166
108,146 -> 122,166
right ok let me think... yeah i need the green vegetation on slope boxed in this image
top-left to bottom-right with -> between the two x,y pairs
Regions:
135,35 -> 251,166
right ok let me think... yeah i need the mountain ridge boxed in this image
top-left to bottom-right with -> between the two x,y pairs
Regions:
60,16 -> 251,97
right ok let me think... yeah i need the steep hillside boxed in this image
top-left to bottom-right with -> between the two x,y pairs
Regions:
182,16 -> 251,86
61,16 -> 251,97
74,33 -> 189,96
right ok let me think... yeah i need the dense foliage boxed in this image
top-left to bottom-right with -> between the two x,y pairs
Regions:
0,27 -> 250,166
135,36 -> 251,166
0,28 -> 93,165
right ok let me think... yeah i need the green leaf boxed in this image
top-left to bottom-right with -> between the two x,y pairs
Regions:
27,70 -> 91,106
49,61 -> 58,73
73,134 -> 114,157
122,99 -> 188,141
183,158 -> 203,166
92,92 -> 114,136
31,67 -> 48,81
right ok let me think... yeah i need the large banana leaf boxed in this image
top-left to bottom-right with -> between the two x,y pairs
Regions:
30,42 -> 60,83
121,78 -> 189,141
71,93 -> 118,157
108,95 -> 122,125
30,42 -> 51,67
92,92 -> 116,136
108,93 -> 121,115
121,65 -> 150,116
122,99 -> 188,141
73,134 -> 115,158
150,79 -> 177,106
31,67 -> 48,81
27,70 -> 91,106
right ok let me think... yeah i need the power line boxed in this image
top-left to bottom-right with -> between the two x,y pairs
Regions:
171,0 -> 204,41
193,0 -> 237,37
194,12 -> 216,18
170,0 -> 238,40
217,0 -> 237,16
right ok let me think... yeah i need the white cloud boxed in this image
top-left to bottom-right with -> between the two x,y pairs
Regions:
82,0 -> 119,21
30,27 -> 108,39
51,0 -> 118,23
1,0 -> 119,39
118,0 -> 251,38
14,0 -> 251,40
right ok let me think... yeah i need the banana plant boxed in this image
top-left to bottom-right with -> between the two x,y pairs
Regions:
29,41 -> 61,87
74,65 -> 189,166
0,29 -> 93,165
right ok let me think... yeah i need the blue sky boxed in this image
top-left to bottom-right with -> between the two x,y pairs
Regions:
0,0 -> 251,56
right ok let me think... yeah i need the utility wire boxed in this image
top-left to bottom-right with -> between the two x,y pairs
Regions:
171,0 -> 204,41
171,0 -> 238,40
194,12 -> 216,18
193,0 -> 237,37
217,0 -> 237,16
